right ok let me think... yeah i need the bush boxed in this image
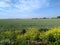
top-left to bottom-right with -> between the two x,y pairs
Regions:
21,29 -> 26,34
24,28 -> 40,40
46,34 -> 56,42
54,40 -> 60,45
39,27 -> 60,44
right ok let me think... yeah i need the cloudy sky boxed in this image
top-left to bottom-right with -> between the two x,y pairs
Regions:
0,0 -> 60,19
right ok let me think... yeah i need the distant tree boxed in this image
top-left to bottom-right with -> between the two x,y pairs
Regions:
43,17 -> 48,19
57,16 -> 60,18
32,18 -> 38,19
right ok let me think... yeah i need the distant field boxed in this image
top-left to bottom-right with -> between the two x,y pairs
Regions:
0,19 -> 60,30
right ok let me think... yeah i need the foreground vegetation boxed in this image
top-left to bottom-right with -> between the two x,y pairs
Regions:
0,27 -> 60,45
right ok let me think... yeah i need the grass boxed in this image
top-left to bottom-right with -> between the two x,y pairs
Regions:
0,19 -> 60,45
0,19 -> 60,31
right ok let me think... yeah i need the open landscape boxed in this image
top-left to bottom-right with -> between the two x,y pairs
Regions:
0,18 -> 60,45
0,0 -> 60,45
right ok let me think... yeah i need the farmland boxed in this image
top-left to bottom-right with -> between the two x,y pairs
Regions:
0,19 -> 60,31
0,19 -> 60,45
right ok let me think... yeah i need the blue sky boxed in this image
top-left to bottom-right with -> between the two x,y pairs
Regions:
0,0 -> 60,19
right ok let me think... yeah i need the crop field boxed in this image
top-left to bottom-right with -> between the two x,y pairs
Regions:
0,19 -> 60,45
0,19 -> 60,30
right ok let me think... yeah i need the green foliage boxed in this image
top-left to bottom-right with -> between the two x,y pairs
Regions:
20,29 -> 26,34
0,19 -> 60,45
46,34 -> 56,42
54,40 -> 60,45
24,28 -> 40,40
0,19 -> 60,30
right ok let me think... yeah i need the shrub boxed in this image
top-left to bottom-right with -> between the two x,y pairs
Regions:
54,40 -> 60,45
39,27 -> 60,44
46,33 -> 56,42
24,28 -> 40,41
21,29 -> 26,34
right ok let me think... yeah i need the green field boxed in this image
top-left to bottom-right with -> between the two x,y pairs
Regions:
0,19 -> 60,45
0,19 -> 60,30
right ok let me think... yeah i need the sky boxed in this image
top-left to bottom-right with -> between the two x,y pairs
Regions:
0,0 -> 60,19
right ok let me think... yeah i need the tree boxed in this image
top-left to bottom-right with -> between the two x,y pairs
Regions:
57,16 -> 60,18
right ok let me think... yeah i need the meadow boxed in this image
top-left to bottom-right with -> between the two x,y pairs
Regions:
0,19 -> 60,31
0,18 -> 60,45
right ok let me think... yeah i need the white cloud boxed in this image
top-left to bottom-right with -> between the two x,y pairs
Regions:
15,0 -> 49,11
0,0 -> 49,12
0,1 -> 10,7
